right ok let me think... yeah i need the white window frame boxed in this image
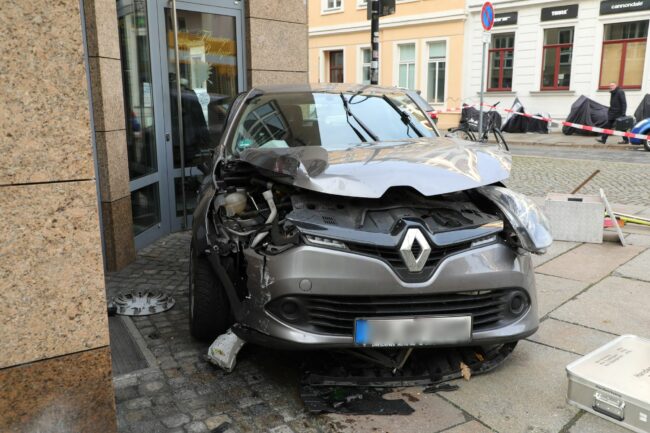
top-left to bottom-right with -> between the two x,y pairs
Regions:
322,0 -> 344,14
394,41 -> 418,90
421,38 -> 449,105
358,45 -> 372,84
357,44 -> 382,84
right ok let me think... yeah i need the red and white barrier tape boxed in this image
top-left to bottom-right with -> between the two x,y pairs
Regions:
432,104 -> 475,113
436,102 -> 650,141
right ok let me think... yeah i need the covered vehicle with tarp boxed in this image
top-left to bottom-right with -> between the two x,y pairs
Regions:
630,94 -> 650,148
562,95 -> 608,136
501,98 -> 549,134
460,105 -> 502,132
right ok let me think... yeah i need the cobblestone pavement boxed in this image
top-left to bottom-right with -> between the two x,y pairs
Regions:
507,154 -> 650,206
107,149 -> 650,433
108,232 -> 333,433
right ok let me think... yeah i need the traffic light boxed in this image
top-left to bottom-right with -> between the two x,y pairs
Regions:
367,0 -> 396,20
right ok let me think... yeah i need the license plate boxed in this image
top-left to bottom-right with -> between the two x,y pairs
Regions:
354,316 -> 472,347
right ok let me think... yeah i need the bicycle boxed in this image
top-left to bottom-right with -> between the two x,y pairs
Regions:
448,102 -> 509,151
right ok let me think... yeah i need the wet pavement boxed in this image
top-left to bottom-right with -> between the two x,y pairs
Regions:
107,150 -> 650,433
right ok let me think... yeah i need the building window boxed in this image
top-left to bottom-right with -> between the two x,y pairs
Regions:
600,21 -> 648,89
329,50 -> 344,83
426,41 -> 446,103
541,27 -> 573,90
323,0 -> 343,12
488,33 -> 514,91
361,48 -> 372,84
398,43 -> 416,89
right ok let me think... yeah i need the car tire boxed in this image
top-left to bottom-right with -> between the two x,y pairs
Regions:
644,139 -> 650,152
189,244 -> 232,342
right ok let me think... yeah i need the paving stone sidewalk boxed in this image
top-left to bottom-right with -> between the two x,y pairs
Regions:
501,131 -> 638,149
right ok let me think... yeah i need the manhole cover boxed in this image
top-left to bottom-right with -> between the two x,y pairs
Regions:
111,291 -> 175,316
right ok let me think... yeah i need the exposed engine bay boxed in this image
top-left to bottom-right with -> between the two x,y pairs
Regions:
207,160 -> 506,274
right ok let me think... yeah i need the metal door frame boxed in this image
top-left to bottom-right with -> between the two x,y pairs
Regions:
153,0 -> 246,232
118,0 -> 173,250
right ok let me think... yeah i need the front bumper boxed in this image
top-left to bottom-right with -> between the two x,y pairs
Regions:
236,241 -> 538,348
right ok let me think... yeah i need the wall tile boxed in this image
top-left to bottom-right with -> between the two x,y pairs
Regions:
89,57 -> 126,132
83,0 -> 121,59
246,0 -> 307,24
248,70 -> 309,87
0,0 -> 93,185
0,347 -> 116,433
247,18 -> 308,72
96,129 -> 130,202
102,196 -> 136,272
0,181 -> 108,368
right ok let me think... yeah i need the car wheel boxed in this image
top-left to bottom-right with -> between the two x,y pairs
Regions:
644,139 -> 650,152
189,244 -> 232,342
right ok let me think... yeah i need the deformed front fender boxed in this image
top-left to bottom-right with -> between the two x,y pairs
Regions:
191,182 -> 217,254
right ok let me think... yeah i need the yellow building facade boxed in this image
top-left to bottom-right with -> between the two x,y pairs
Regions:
308,0 -> 465,128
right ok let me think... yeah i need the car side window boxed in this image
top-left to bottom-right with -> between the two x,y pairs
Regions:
234,101 -> 289,151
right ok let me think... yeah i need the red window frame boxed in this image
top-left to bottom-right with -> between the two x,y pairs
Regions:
329,50 -> 344,83
487,46 -> 514,91
540,42 -> 572,91
598,37 -> 647,90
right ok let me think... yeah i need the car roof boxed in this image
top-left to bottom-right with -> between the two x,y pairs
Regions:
249,83 -> 410,95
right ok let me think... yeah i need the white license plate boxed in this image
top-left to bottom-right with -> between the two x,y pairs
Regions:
354,316 -> 472,347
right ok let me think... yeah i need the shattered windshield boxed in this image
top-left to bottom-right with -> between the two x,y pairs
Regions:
231,91 -> 436,154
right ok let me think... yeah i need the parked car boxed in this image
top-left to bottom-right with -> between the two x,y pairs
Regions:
189,84 -> 551,352
629,117 -> 650,151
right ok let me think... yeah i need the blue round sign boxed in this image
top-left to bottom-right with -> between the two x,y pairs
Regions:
481,2 -> 494,31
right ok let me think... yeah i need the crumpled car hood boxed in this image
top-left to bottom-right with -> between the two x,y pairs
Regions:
239,137 -> 511,198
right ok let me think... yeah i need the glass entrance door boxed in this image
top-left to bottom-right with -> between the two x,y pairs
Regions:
118,0 -> 171,249
155,0 -> 245,230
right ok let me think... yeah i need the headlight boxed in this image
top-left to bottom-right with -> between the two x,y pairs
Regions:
304,235 -> 347,250
478,186 -> 552,254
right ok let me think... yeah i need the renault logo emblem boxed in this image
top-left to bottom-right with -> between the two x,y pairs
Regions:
399,228 -> 431,272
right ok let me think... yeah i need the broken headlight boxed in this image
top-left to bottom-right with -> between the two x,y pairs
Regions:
478,186 -> 552,254
304,235 -> 347,250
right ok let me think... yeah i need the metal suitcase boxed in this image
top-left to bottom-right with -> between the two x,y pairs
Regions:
566,335 -> 650,433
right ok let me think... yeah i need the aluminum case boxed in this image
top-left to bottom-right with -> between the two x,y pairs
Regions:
566,335 -> 650,433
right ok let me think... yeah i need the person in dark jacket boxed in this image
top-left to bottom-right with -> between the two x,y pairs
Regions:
597,82 -> 628,144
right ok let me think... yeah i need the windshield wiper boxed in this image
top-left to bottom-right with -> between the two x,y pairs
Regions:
340,93 -> 379,142
382,94 -> 423,138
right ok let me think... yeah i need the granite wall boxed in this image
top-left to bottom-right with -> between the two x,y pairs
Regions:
84,0 -> 136,271
245,0 -> 309,86
0,0 -> 117,431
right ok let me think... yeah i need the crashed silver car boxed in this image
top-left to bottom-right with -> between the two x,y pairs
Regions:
190,84 -> 551,355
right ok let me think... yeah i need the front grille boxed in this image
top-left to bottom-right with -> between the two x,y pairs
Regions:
266,289 -> 528,337
346,241 -> 472,282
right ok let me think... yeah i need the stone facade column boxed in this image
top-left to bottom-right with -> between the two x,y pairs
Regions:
245,0 -> 309,87
84,0 -> 136,271
0,0 -> 117,431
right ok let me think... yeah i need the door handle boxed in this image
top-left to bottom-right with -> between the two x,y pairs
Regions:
165,133 -> 171,142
